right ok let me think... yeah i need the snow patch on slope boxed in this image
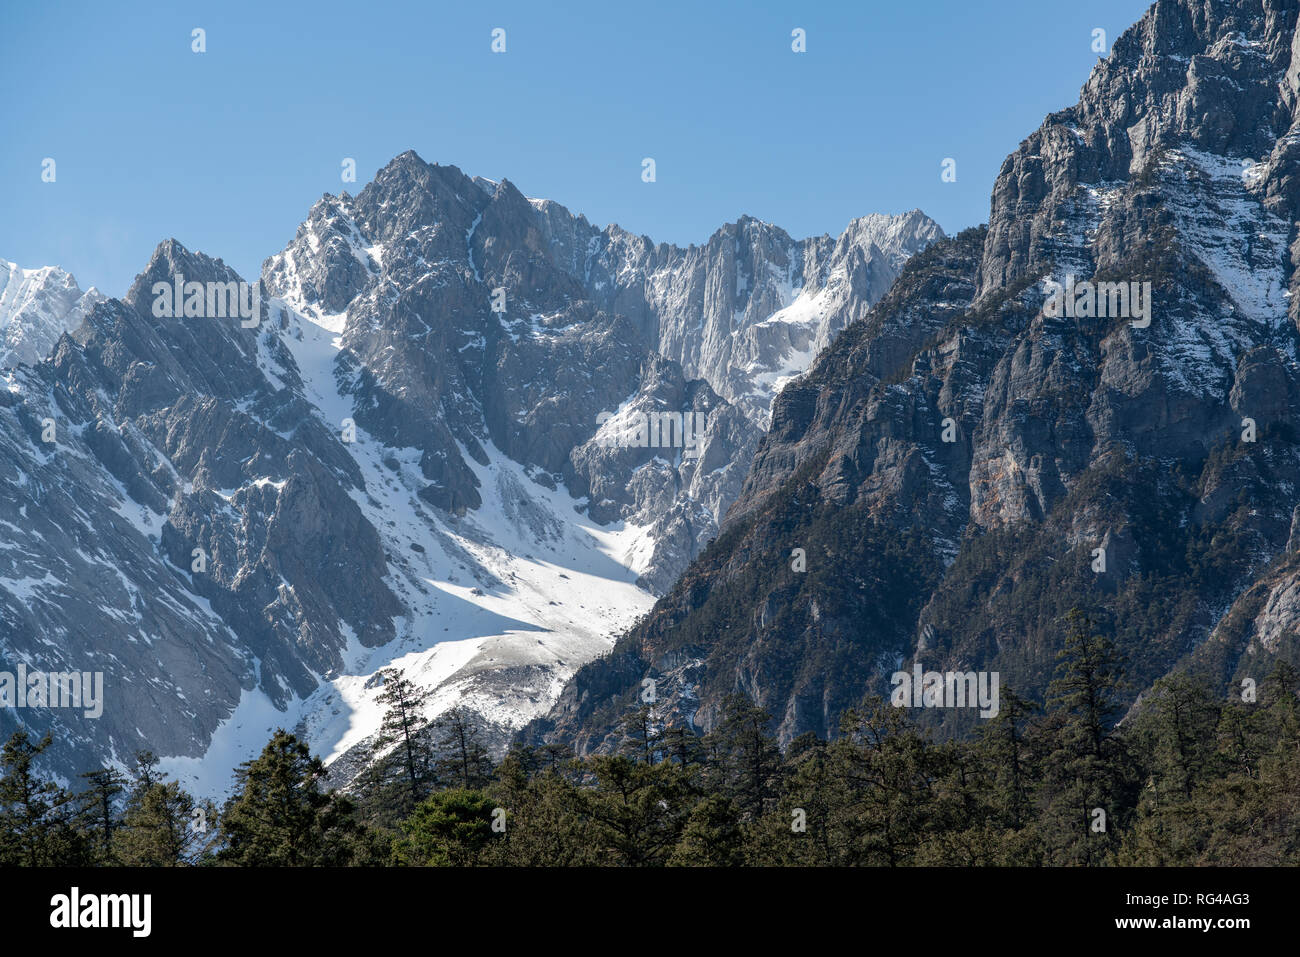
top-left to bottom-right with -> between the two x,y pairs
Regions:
161,289 -> 655,799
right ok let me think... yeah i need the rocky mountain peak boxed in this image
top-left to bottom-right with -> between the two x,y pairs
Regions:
0,259 -> 104,368
978,0 -> 1299,301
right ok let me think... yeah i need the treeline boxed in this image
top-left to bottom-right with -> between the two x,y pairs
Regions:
2,611 -> 1298,866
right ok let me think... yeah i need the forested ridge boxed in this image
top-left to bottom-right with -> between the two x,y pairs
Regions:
2,611 -> 1297,866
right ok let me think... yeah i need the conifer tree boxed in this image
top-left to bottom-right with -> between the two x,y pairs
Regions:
372,669 -> 434,809
581,754 -> 690,866
479,747 -> 593,866
668,794 -> 743,866
113,756 -> 214,867
658,723 -> 705,769
828,696 -> 939,865
1140,672 -> 1220,801
432,708 -> 493,789
0,731 -> 88,866
1036,609 -> 1138,865
218,730 -> 365,866
973,686 -> 1038,830
393,789 -> 495,866
76,767 -> 125,863
778,735 -> 837,865
706,694 -> 782,822
619,705 -> 658,764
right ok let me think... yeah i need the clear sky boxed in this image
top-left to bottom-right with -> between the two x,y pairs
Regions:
1,0 -> 1154,297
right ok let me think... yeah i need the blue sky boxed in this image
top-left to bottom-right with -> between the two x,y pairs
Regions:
2,0 -> 1153,297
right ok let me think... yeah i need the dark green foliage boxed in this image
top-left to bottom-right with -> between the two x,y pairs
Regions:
706,694 -> 784,822
4,631 -> 1300,866
217,730 -> 370,866
668,794 -> 743,866
372,668 -> 434,811
578,755 -> 692,866
431,707 -> 494,790
393,789 -> 496,866
76,767 -> 125,864
1034,611 -> 1141,864
0,731 -> 91,866
112,752 -> 215,867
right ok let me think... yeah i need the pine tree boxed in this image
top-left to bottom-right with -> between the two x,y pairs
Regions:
0,731 -> 89,866
1140,672 -> 1220,801
76,767 -> 125,863
1036,609 -> 1138,865
973,686 -> 1038,829
1120,660 -> 1300,865
827,696 -> 939,865
218,730 -> 366,866
479,748 -> 593,866
658,723 -> 705,768
581,755 -> 691,866
1262,659 -> 1300,742
393,789 -> 496,866
537,742 -> 574,772
619,705 -> 658,764
372,669 -> 434,810
706,694 -> 782,823
130,750 -> 162,789
113,760 -> 214,867
756,734 -> 838,865
432,708 -> 493,789
668,794 -> 743,866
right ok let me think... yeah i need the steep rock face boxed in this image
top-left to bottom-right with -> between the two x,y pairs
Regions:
528,0 -> 1300,753
0,242 -> 397,780
582,210 -> 942,426
262,157 -> 757,591
567,353 -> 758,594
0,260 -> 103,368
263,153 -> 938,593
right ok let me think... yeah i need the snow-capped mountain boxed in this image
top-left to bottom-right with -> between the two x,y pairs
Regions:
572,209 -> 943,427
0,161 -> 938,796
0,261 -> 103,368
